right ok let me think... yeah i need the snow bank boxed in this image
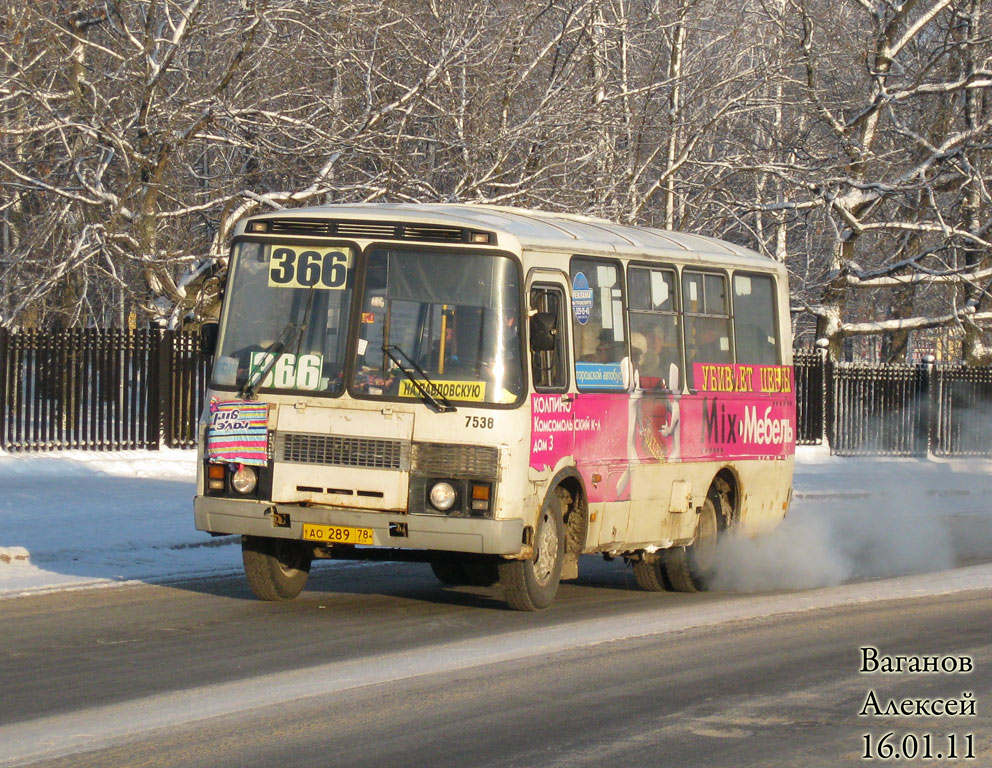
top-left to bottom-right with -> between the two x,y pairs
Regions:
1,446 -> 991,598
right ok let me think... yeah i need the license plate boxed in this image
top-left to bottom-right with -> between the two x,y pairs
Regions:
302,523 -> 374,545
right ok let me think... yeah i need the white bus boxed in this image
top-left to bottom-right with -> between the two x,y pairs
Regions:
195,204 -> 795,610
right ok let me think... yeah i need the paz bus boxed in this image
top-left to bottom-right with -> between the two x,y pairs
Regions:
195,204 -> 795,611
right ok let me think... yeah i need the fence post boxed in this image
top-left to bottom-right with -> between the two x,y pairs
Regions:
917,354 -> 936,457
158,329 -> 175,449
815,339 -> 832,452
0,327 -> 7,450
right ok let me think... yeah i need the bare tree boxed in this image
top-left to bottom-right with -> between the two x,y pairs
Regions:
1,0 -> 989,364
774,0 -> 992,359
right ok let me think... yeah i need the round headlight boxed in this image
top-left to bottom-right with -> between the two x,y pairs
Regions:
429,481 -> 457,511
231,465 -> 258,495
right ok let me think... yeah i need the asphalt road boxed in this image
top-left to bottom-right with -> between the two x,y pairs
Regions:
1,558 -> 989,767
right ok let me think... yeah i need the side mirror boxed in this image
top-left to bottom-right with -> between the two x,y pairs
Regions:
529,312 -> 557,352
200,322 -> 219,356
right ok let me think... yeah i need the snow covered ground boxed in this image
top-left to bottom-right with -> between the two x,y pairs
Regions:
1,445 -> 991,598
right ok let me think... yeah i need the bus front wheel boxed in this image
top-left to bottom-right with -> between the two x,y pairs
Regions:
499,492 -> 565,611
662,496 -> 720,592
242,535 -> 312,601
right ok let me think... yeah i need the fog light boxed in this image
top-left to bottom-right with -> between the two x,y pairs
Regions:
231,465 -> 258,494
429,481 -> 456,511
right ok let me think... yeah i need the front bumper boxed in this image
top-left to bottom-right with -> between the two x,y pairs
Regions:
194,495 -> 525,555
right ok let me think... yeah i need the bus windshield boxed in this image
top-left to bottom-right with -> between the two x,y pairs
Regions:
210,240 -> 357,395
351,248 -> 524,405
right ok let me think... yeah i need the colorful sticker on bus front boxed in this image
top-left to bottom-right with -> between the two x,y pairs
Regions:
529,363 -> 795,500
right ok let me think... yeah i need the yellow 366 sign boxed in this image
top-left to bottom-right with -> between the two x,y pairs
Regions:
267,246 -> 351,289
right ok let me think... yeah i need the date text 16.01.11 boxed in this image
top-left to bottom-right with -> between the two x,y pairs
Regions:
862,733 -> 975,760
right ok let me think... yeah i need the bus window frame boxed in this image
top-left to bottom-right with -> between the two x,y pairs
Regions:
346,242 -> 529,410
730,269 -> 782,366
568,255 -> 630,393
626,259 -> 684,392
681,266 -> 735,390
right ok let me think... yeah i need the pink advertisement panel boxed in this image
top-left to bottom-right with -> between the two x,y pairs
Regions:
529,364 -> 796,501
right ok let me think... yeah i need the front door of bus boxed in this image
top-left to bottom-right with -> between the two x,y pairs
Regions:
528,271 -> 630,550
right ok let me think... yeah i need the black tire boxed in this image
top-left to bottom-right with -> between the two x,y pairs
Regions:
242,535 -> 312,601
462,556 -> 500,587
632,556 -> 668,591
662,496 -> 720,592
429,557 -> 469,585
499,491 -> 565,611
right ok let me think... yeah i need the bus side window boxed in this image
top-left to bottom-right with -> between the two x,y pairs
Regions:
628,266 -> 681,391
733,273 -> 779,365
530,286 -> 568,391
682,270 -> 732,388
570,258 -> 626,392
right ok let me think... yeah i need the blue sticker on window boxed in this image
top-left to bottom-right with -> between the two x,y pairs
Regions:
575,362 -> 626,390
572,272 -> 593,325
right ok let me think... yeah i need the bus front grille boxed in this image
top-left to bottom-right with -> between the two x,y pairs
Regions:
411,443 -> 499,481
277,432 -> 410,471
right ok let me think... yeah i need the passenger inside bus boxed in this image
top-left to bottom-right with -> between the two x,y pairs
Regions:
581,328 -> 625,363
418,307 -> 523,399
423,318 -> 460,372
635,322 -> 681,390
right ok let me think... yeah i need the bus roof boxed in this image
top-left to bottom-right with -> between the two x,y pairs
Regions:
241,203 -> 779,270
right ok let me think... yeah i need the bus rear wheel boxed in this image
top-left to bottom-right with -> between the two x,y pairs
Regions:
632,555 -> 668,591
242,535 -> 312,601
662,496 -> 719,592
499,492 -> 565,611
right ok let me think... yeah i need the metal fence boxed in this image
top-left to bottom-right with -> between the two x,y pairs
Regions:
793,349 -> 825,447
931,365 -> 992,457
795,349 -> 992,457
3,329 -> 991,456
0,328 -> 210,451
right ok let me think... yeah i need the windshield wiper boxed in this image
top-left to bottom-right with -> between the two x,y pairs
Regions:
383,345 -> 456,413
238,321 -> 300,400
239,287 -> 316,399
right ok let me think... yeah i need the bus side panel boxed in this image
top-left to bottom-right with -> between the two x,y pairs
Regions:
529,362 -> 795,551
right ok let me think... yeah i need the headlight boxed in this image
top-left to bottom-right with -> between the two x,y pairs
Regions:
231,465 -> 258,495
429,481 -> 457,511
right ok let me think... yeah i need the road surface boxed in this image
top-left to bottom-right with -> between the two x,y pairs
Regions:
1,557 -> 989,767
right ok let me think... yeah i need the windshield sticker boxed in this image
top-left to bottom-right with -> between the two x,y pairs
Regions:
206,399 -> 268,466
571,272 -> 593,325
212,356 -> 238,386
397,379 -> 485,402
267,246 -> 351,289
575,362 -> 626,390
248,351 -> 323,390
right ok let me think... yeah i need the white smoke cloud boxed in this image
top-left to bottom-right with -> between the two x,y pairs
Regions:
708,452 -> 991,593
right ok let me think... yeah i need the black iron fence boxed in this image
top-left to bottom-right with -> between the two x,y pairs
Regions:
0,328 -> 210,451
1,329 -> 990,456
793,349 -> 825,447
794,349 -> 992,456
